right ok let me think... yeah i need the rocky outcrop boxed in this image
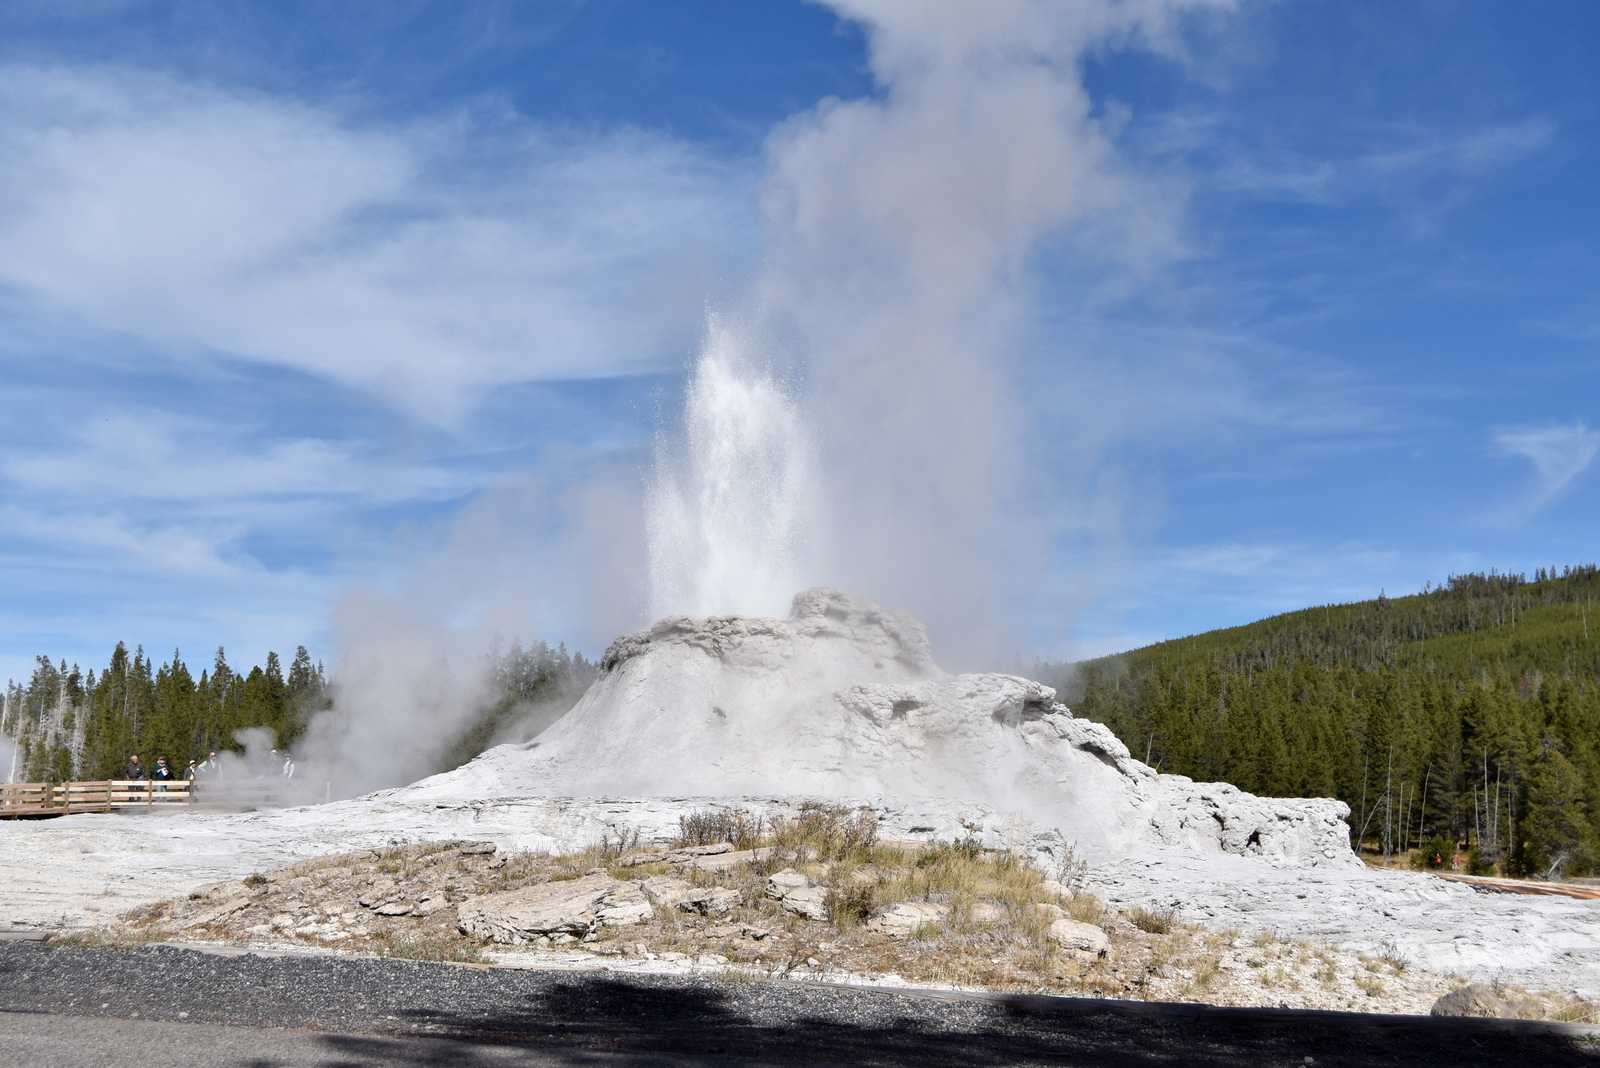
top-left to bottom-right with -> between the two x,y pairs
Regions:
457,874 -> 651,944
868,901 -> 948,936
766,868 -> 810,898
601,587 -> 935,675
639,875 -> 741,917
779,886 -> 830,920
765,868 -> 829,919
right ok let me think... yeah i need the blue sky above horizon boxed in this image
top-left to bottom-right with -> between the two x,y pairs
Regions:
1,0 -> 1597,684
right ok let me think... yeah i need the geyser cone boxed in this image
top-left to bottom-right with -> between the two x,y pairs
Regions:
401,589 -> 1356,867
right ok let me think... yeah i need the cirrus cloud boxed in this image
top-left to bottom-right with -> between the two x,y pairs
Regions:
0,65 -> 756,422
1495,419 -> 1599,509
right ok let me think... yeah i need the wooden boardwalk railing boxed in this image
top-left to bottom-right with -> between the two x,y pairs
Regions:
0,779 -> 312,817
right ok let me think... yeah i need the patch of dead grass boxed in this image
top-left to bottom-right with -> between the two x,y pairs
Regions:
81,808 -> 1598,1020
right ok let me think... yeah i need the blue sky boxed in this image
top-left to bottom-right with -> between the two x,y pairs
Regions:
1,0 -> 1597,684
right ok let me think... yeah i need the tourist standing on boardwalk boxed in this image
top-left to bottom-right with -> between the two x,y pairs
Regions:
125,755 -> 144,780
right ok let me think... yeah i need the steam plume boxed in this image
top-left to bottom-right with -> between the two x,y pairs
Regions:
310,0 -> 1221,794
648,0 -> 1213,659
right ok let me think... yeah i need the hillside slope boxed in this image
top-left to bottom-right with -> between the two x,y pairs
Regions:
1042,566 -> 1600,878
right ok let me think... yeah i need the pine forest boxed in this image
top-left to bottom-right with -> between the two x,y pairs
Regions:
1042,565 -> 1600,879
2,639 -> 596,786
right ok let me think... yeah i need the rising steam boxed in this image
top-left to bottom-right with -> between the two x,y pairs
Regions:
644,0 -> 1208,657
306,0 -> 1217,795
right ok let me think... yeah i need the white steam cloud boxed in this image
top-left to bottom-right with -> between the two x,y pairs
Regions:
648,0 -> 1220,659
216,0 -> 1229,794
302,471 -> 647,799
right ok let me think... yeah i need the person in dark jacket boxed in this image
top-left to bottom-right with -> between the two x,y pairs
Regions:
152,756 -> 174,794
125,755 -> 144,781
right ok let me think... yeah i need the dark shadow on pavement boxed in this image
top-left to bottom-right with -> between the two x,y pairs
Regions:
1,941 -> 1593,1067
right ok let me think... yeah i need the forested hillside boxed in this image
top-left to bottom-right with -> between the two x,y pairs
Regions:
1042,566 -> 1600,878
3,638 -> 597,784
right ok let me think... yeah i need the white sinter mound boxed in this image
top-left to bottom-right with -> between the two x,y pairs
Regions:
401,589 -> 1355,869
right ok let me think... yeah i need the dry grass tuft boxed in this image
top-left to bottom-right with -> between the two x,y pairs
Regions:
373,932 -> 487,964
1128,906 -> 1175,934
675,809 -> 765,851
770,804 -> 878,860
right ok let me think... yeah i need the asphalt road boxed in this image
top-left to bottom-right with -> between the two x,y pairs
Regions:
1,940 -> 1594,1067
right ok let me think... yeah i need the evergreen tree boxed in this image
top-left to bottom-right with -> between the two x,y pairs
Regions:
1522,746 -> 1594,877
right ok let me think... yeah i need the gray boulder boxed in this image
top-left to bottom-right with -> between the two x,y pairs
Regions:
780,886 -> 831,920
639,874 -> 741,917
766,868 -> 810,898
458,874 -> 651,944
1430,984 -> 1514,1018
867,901 -> 948,937
1047,917 -> 1109,958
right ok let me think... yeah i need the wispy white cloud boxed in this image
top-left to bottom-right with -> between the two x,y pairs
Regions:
1363,119 -> 1554,179
0,59 -> 751,683
0,507 -> 247,581
1495,420 -> 1599,508
2,415 -> 465,506
1061,537 -> 1439,659
0,66 -> 755,422
1141,114 -> 1554,208
0,400 -> 483,681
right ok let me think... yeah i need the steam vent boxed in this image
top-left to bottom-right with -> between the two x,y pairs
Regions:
403,589 -> 1355,869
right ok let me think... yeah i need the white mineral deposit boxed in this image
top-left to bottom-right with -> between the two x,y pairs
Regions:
401,587 -> 1353,871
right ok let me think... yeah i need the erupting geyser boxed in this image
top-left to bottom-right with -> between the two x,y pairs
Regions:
402,588 -> 1356,869
645,317 -> 819,621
